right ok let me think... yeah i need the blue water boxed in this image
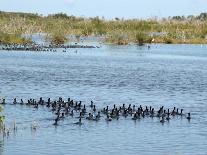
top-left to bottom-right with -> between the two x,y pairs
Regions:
0,44 -> 207,155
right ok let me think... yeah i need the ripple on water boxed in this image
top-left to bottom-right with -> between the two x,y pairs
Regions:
0,44 -> 207,155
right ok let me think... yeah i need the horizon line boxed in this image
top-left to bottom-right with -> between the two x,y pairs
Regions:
1,10 -> 206,20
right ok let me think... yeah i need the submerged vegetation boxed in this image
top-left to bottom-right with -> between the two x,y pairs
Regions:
0,105 -> 5,129
0,11 -> 207,45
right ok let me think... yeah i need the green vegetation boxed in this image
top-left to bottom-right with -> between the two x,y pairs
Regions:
0,31 -> 32,44
105,33 -> 129,45
1,11 -> 207,45
135,31 -> 151,45
0,105 -> 5,128
48,33 -> 68,45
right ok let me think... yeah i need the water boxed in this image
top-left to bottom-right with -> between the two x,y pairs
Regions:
0,44 -> 207,155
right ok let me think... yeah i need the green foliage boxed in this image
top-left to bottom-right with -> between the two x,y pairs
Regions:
105,33 -> 129,45
81,26 -> 93,36
0,105 -> 5,125
49,33 -> 68,45
0,106 -> 3,112
171,16 -> 185,21
199,28 -> 207,39
0,11 -> 207,44
135,31 -> 150,46
48,13 -> 69,19
197,13 -> 207,21
0,31 -> 32,44
163,37 -> 173,44
91,17 -> 106,35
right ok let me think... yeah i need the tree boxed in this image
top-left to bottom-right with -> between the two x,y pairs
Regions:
197,13 -> 207,20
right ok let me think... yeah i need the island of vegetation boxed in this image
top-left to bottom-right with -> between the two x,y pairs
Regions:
0,11 -> 207,47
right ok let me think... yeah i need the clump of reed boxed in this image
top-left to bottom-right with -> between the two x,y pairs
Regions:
47,33 -> 68,45
105,33 -> 129,45
163,37 -> 173,44
0,31 -> 32,44
134,31 -> 152,45
0,105 -> 5,130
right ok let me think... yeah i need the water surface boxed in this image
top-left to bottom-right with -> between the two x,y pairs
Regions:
0,44 -> 207,155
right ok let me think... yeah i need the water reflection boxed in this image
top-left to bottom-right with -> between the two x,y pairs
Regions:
0,140 -> 4,155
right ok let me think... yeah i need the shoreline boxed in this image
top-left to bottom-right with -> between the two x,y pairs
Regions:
1,11 -> 207,47
1,42 -> 207,52
1,33 -> 207,48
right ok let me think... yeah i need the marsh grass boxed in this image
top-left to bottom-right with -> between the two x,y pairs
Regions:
1,11 -> 207,45
134,31 -> 152,45
105,33 -> 129,45
0,31 -> 32,44
48,33 -> 68,45
0,105 -> 5,129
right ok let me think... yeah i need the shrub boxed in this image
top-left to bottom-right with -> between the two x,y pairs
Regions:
163,37 -> 173,44
0,32 -> 32,44
49,33 -> 68,45
134,31 -> 152,45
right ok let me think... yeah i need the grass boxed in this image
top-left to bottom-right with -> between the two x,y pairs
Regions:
0,31 -> 32,44
0,11 -> 207,45
47,33 -> 68,45
134,31 -> 152,45
0,105 -> 5,129
105,33 -> 129,45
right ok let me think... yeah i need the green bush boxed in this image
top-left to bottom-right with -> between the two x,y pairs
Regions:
163,37 -> 173,44
0,32 -> 32,44
135,32 -> 146,45
49,33 -> 68,45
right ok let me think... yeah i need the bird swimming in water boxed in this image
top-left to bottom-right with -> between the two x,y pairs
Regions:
74,118 -> 83,125
4,97 -> 192,126
160,116 -> 165,123
186,113 -> 191,120
105,115 -> 112,121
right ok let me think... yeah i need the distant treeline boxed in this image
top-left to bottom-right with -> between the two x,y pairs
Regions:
0,11 -> 207,45
170,13 -> 207,21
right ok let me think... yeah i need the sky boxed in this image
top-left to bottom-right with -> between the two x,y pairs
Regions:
0,0 -> 207,19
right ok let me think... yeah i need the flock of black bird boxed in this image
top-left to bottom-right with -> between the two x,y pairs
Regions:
0,43 -> 98,52
0,97 -> 191,126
